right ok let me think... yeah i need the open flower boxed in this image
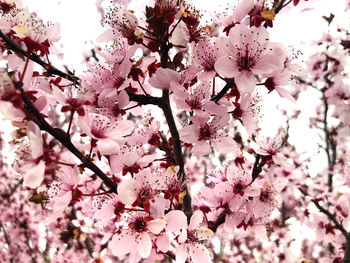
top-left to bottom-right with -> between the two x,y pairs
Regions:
148,68 -> 181,90
117,168 -> 166,212
47,164 -> 81,221
10,10 -> 59,55
215,24 -> 286,94
109,213 -> 166,259
179,113 -> 237,155
215,165 -> 260,212
78,113 -> 134,155
165,210 -> 213,263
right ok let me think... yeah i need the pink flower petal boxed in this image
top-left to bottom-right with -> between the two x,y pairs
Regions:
117,180 -> 138,205
110,230 -> 134,258
235,70 -> 256,94
149,68 -> 181,90
192,141 -> 211,156
211,137 -> 238,154
136,232 -> 152,258
233,0 -> 254,22
179,125 -> 199,143
156,233 -> 170,253
148,219 -> 166,235
175,243 -> 188,263
189,210 -> 204,230
27,121 -> 43,158
214,57 -> 237,78
189,243 -> 211,263
23,161 -> 45,188
164,210 -> 187,232
97,138 -> 120,155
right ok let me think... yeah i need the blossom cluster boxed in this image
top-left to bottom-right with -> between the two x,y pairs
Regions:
0,0 -> 349,262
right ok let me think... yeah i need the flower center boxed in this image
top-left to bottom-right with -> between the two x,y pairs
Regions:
199,124 -> 211,140
129,217 -> 148,233
187,230 -> 198,243
233,182 -> 245,195
186,98 -> 202,110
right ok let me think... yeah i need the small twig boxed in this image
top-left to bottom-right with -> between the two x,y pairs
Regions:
211,80 -> 235,103
0,30 -> 80,83
299,188 -> 348,237
15,81 -> 117,193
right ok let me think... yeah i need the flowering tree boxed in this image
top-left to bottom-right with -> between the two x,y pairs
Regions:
0,0 -> 350,262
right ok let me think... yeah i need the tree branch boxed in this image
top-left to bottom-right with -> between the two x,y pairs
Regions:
211,80 -> 235,103
15,82 -> 117,193
299,188 -> 348,237
0,30 -> 80,83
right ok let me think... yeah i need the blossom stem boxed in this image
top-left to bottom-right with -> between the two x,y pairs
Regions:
19,53 -> 31,83
212,80 -> 235,103
66,110 -> 75,135
137,25 -> 157,36
14,81 -> 118,193
137,79 -> 149,95
281,0 -> 293,8
123,104 -> 140,111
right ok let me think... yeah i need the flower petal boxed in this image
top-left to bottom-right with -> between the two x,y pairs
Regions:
189,243 -> 211,263
148,219 -> 166,235
192,141 -> 211,156
214,57 -> 238,78
189,210 -> 204,230
176,243 -> 188,263
117,180 -> 138,205
136,232 -> 152,258
164,210 -> 187,232
109,230 -> 134,258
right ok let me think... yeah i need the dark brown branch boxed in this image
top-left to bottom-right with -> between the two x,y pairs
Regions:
0,222 -> 13,263
322,93 -> 336,192
299,188 -> 348,237
15,82 -> 117,193
209,211 -> 226,232
251,154 -> 263,182
344,237 -> 350,263
126,90 -> 162,106
0,30 -> 80,83
211,80 -> 235,103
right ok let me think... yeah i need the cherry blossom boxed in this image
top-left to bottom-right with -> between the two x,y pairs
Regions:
109,213 -> 166,259
78,112 -> 134,155
180,113 -> 238,155
0,0 -> 349,262
215,24 -> 287,94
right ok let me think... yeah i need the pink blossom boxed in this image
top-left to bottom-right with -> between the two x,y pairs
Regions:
47,164 -> 81,221
117,168 -> 166,212
166,210 -> 213,263
148,68 -> 181,90
253,135 -> 286,165
173,81 -> 227,114
263,68 -> 295,102
215,24 -> 286,94
78,113 -> 134,155
109,213 -> 166,259
215,165 -> 260,212
180,113 -> 237,155
109,145 -> 157,175
190,38 -> 223,81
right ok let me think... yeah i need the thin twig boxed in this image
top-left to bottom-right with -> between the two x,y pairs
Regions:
0,30 -> 80,83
